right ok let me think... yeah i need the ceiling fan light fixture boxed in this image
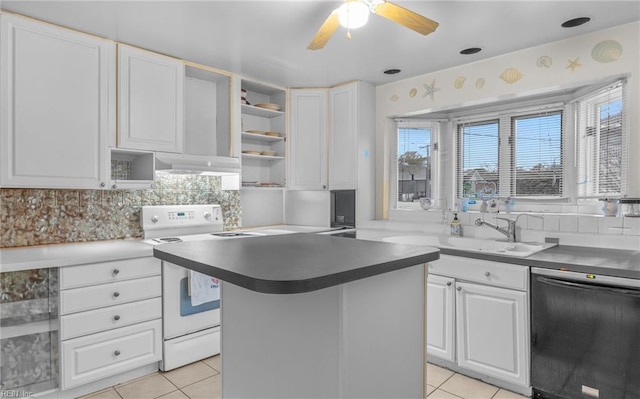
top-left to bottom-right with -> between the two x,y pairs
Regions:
337,1 -> 370,29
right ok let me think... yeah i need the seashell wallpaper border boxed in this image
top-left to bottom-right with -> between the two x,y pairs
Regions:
0,174 -> 241,248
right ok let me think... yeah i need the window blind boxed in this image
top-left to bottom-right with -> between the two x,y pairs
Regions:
511,111 -> 563,196
575,80 -> 628,198
457,121 -> 499,198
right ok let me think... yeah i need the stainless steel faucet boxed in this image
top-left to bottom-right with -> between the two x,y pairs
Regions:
475,217 -> 516,242
475,213 -> 545,242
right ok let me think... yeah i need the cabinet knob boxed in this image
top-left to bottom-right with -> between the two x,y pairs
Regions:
323,185 -> 327,189
112,269 -> 120,276
484,271 -> 491,277
113,315 -> 120,321
456,286 -> 462,291
111,184 -> 117,189
113,291 -> 120,298
100,182 -> 106,187
114,350 -> 121,356
446,282 -> 452,286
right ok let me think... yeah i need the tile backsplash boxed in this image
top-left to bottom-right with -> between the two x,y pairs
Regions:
0,174 -> 241,248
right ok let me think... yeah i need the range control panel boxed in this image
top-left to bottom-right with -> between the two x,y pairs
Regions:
141,204 -> 223,237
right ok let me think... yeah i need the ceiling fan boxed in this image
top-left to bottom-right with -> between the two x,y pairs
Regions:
307,0 -> 439,50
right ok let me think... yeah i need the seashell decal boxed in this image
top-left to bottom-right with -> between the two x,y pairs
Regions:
499,68 -> 523,84
536,56 -> 552,68
390,94 -> 399,102
409,88 -> 418,97
591,40 -> 623,63
475,78 -> 485,89
454,76 -> 466,89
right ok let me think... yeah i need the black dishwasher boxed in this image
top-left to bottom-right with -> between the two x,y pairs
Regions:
531,267 -> 640,399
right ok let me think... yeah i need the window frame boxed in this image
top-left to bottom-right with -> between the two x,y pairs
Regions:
455,104 -> 567,202
391,120 -> 440,211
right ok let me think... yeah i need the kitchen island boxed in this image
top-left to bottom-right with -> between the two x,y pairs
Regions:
154,233 -> 439,399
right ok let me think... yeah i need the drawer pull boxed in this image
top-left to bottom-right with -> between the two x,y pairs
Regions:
457,287 -> 462,291
446,282 -> 452,286
484,271 -> 491,277
113,315 -> 121,321
112,269 -> 120,276
114,350 -> 121,356
113,291 -> 120,298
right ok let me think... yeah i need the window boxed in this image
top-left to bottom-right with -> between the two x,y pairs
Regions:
512,112 -> 563,196
457,109 -> 564,199
458,121 -> 499,198
395,122 -> 438,208
576,80 -> 628,198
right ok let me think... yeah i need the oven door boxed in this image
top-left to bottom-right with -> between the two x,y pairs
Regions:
163,262 -> 220,340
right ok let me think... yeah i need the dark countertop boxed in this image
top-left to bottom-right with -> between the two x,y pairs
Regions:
153,233 -> 440,294
440,245 -> 640,280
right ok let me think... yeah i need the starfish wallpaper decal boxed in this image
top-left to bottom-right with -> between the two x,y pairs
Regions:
423,80 -> 441,100
566,57 -> 582,72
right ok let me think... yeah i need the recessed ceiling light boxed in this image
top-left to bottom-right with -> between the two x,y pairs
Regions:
460,47 -> 482,55
561,17 -> 591,28
383,68 -> 401,75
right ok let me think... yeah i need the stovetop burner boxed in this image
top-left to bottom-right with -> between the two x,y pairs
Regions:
154,237 -> 183,243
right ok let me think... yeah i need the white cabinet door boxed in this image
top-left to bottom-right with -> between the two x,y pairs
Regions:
0,14 -> 114,189
328,83 -> 357,190
455,281 -> 529,387
426,274 -> 455,362
289,89 -> 327,190
118,45 -> 184,153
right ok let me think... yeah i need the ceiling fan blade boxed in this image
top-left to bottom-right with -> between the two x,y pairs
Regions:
372,1 -> 439,35
307,11 -> 340,50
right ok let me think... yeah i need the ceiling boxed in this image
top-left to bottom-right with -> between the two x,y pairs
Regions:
3,1 -> 639,88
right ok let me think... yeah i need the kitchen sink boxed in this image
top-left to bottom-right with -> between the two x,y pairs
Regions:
382,235 -> 555,258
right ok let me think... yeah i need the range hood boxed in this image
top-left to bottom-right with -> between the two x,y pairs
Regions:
154,152 -> 241,190
155,152 -> 241,175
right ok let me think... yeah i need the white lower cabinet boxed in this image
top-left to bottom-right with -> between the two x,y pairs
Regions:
426,274 -> 455,362
426,255 -> 530,393
59,257 -> 162,390
455,282 -> 528,387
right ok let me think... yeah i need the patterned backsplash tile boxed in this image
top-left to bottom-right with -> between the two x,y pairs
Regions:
0,174 -> 241,248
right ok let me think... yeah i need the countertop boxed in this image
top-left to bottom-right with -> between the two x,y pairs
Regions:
153,232 -> 440,294
1,223 -> 638,280
0,239 -> 152,272
354,226 -> 640,280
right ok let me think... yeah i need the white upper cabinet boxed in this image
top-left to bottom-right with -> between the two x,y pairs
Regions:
118,44 -> 184,153
329,82 -> 369,190
0,13 -> 115,189
289,89 -> 328,190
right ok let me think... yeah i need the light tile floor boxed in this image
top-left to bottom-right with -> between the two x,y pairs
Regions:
79,359 -> 528,399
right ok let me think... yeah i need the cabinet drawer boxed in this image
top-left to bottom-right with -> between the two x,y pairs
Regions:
60,257 -> 160,290
60,276 -> 161,315
61,297 -> 162,340
61,319 -> 161,390
428,255 -> 528,291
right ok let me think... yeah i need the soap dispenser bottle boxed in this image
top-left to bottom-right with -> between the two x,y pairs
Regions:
450,213 -> 463,237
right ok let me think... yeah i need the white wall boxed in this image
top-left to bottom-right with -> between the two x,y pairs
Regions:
375,21 -> 640,219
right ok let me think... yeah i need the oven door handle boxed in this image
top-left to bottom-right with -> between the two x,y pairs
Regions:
536,276 -> 640,297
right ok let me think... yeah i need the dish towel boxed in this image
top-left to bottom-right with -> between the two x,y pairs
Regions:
189,270 -> 220,306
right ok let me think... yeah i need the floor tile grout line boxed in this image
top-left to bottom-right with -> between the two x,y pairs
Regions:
164,372 -> 220,392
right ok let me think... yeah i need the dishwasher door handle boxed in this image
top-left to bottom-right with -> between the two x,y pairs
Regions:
536,276 -> 640,297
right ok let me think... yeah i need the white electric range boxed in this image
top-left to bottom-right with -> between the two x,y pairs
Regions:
141,204 -> 267,371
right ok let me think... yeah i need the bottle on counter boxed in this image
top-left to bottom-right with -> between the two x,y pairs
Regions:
450,213 -> 463,237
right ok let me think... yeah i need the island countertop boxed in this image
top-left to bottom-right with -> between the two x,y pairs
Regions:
153,233 -> 440,294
